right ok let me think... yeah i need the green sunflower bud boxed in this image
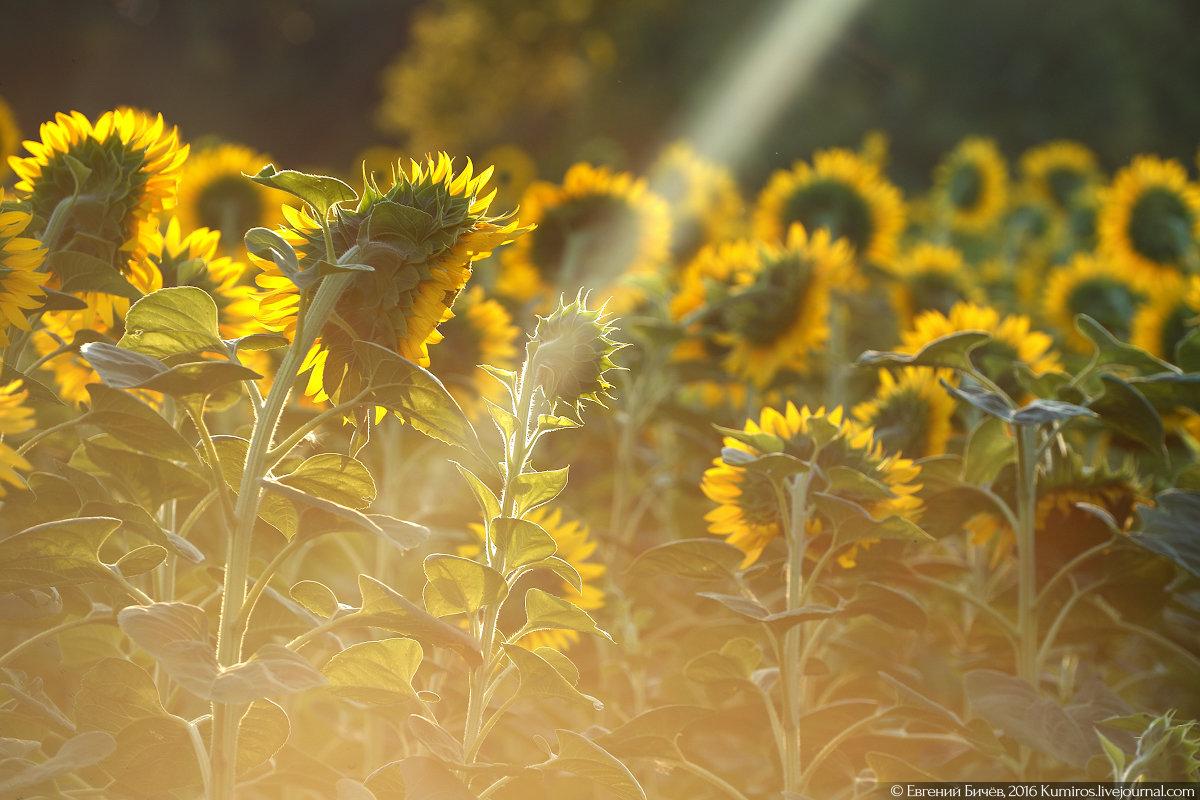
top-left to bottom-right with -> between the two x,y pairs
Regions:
526,292 -> 626,421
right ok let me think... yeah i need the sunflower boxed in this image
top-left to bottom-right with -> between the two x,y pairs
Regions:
753,147 -> 905,266
253,154 -> 529,406
0,209 -> 49,347
141,217 -> 260,341
0,96 -> 19,182
702,402 -> 923,568
496,162 -> 671,310
851,367 -> 957,459
1098,155 -> 1200,276
668,238 -> 761,362
0,375 -> 35,497
900,302 -> 1062,397
1042,252 -> 1149,352
1130,271 -> 1200,361
476,143 -> 537,220
174,142 -> 292,253
9,108 -> 188,328
648,141 -> 746,262
887,242 -> 983,327
427,286 -> 521,420
709,225 -> 855,388
463,505 -> 605,652
933,136 -> 1009,234
1018,140 -> 1102,212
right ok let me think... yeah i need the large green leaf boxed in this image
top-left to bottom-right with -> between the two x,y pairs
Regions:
104,716 -> 199,796
131,360 -> 261,397
84,384 -> 198,464
422,555 -> 508,617
627,538 -> 745,581
79,436 -> 210,510
74,658 -> 169,734
51,250 -> 143,298
858,330 -> 992,372
1131,490 -> 1200,580
503,643 -> 604,710
80,341 -> 166,387
963,416 -> 1014,486
522,588 -> 615,642
0,517 -> 122,593
1125,373 -> 1200,414
350,574 -> 482,666
493,517 -> 558,569
118,286 -> 225,357
1076,314 -> 1179,375
964,669 -> 1094,768
453,461 -> 500,522
0,730 -> 116,796
1089,374 -> 1166,454
322,637 -> 424,706
511,467 -> 569,517
237,700 -> 290,776
249,164 -> 356,218
593,705 -> 715,760
532,730 -> 646,800
276,453 -> 376,509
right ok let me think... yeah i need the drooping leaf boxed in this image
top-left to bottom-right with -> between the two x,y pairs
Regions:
964,416 -> 1014,486
84,384 -> 198,464
504,643 -> 604,710
858,330 -> 992,372
211,644 -> 328,704
532,730 -> 646,800
0,730 -> 117,795
519,556 -> 584,594
453,461 -> 501,522
117,286 -> 226,357
261,479 -> 384,541
845,582 -> 927,629
249,164 -> 357,218
51,250 -> 143,299
322,637 -> 424,706
238,700 -> 290,776
114,544 -> 168,577
74,658 -> 169,734
1130,490 -> 1200,580
80,436 -> 210,510
276,453 -> 377,510
351,574 -> 482,666
683,637 -> 762,689
128,360 -> 262,397
940,379 -> 1015,421
80,341 -> 166,386
1089,374 -> 1166,454
627,539 -> 745,581
1076,314 -> 1179,375
422,555 -> 509,617
522,588 -> 615,642
245,227 -> 308,288
0,516 -> 122,593
593,705 -> 715,760
964,669 -> 1094,768
1009,398 -> 1096,426
290,580 -> 340,618
1125,373 -> 1200,415
697,592 -> 841,634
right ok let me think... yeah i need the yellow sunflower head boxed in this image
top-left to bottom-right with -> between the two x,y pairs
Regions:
496,162 -> 671,310
1130,271 -> 1200,361
0,209 -> 49,347
1018,140 -> 1102,212
1098,155 -> 1200,276
254,153 -> 529,405
753,148 -> 906,266
851,367 -> 957,459
428,286 -> 522,420
1043,252 -> 1150,352
886,242 -> 982,327
152,217 -> 260,340
710,224 -> 855,388
933,136 -> 1009,233
648,140 -> 747,262
175,142 -> 291,253
668,238 -> 762,364
0,96 -> 19,182
8,108 -> 188,328
702,402 -> 923,568
900,301 -> 1062,398
0,375 -> 35,498
464,504 -> 605,652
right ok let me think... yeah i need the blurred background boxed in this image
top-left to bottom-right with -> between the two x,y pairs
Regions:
4,0 -> 1199,196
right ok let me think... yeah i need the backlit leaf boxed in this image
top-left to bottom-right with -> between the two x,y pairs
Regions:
276,453 -> 376,509
291,580 -> 340,618
84,383 -> 198,464
352,574 -> 482,666
1089,374 -> 1165,454
114,544 -> 168,577
522,588 -> 615,642
422,555 -> 508,617
0,730 -> 116,796
493,516 -> 557,569
965,669 -> 1094,768
533,729 -> 646,800
238,700 -> 290,776
0,516 -> 122,593
858,330 -> 992,372
503,643 -> 604,710
453,461 -> 500,522
628,538 -> 745,581
593,704 -> 715,760
249,164 -> 357,218
322,637 -> 424,705
118,286 -> 225,357
74,658 -> 168,734
511,467 -> 569,516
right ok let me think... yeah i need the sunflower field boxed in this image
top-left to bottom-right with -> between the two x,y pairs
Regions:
3,1 -> 1200,799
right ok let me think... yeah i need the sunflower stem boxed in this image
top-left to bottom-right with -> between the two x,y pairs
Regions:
778,468 -> 813,795
1014,423 -> 1040,688
210,271 -> 354,800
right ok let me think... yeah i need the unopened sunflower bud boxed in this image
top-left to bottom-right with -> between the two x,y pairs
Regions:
527,293 -> 626,420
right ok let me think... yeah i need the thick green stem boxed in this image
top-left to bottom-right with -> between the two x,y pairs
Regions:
778,470 -> 812,795
1014,424 -> 1039,686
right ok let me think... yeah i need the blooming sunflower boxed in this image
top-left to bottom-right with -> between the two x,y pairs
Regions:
175,142 -> 291,253
1130,271 -> 1200,361
702,402 -> 923,568
0,209 -> 49,347
464,505 -> 605,652
0,375 -> 35,497
1043,252 -> 1149,352
254,154 -> 529,405
707,225 -> 855,388
9,108 -> 188,328
1018,140 -> 1102,213
496,162 -> 671,310
648,141 -> 746,262
0,96 -> 19,182
148,217 -> 260,340
851,367 -> 957,459
427,286 -> 521,420
887,242 -> 983,327
900,302 -> 1062,397
933,136 -> 1009,234
753,148 -> 905,266
1098,155 -> 1200,276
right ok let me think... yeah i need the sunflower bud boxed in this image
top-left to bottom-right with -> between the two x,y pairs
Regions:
526,293 -> 625,421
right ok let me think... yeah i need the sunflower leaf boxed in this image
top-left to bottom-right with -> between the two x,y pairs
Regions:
245,227 -> 311,288
0,731 -> 116,796
964,669 -> 1094,769
593,705 -> 715,761
628,539 -> 745,581
964,416 -> 1014,485
118,286 -> 226,358
248,165 -> 357,218
116,360 -> 262,398
225,332 -> 291,353
422,555 -> 508,617
532,730 -> 646,800
1089,374 -> 1166,455
939,378 -> 1014,421
322,637 -> 424,706
492,516 -> 558,569
290,580 -> 340,619
1124,373 -> 1200,414
0,516 -> 122,593
1130,490 -> 1200,580
522,587 -> 615,642
352,574 -> 482,666
1076,314 -> 1180,375
858,330 -> 992,372
81,341 -> 167,387
503,644 -> 604,710
511,467 -> 569,516
276,453 -> 377,510
50,251 -> 144,299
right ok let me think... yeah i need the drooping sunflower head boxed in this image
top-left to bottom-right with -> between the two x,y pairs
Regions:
428,286 -> 522,420
648,140 -> 747,262
886,242 -> 982,327
254,153 -> 530,405
702,402 -> 923,568
0,96 -> 19,181
0,375 -> 35,498
1043,252 -> 1150,352
152,217 -> 260,340
711,224 -> 856,388
1018,140 -> 1102,212
753,148 -> 906,266
496,162 -> 671,310
526,291 -> 626,422
0,209 -> 49,347
1130,271 -> 1200,362
175,142 -> 291,252
900,301 -> 1062,397
851,367 -> 957,459
933,136 -> 1009,233
1098,155 -> 1200,276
